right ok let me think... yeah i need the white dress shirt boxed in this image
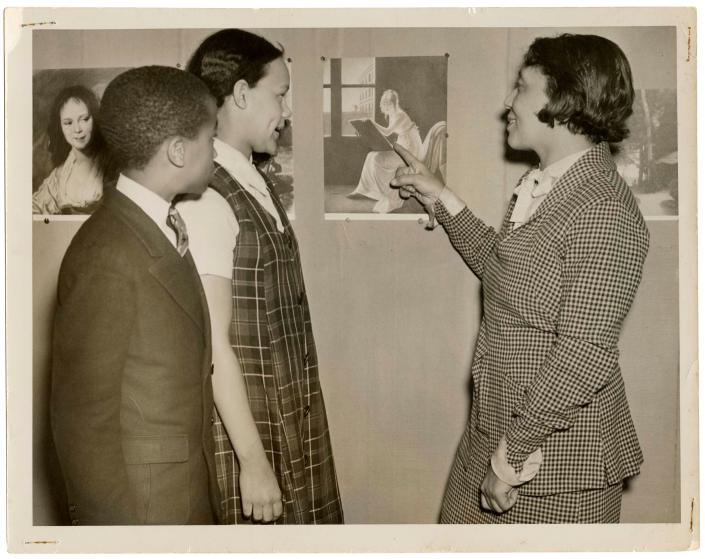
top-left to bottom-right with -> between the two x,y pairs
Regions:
116,174 -> 177,249
438,148 -> 590,225
178,138 -> 283,279
510,148 -> 590,229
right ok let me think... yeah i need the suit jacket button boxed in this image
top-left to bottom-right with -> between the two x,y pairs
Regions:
303,405 -> 310,417
71,519 -> 79,526
69,504 -> 77,513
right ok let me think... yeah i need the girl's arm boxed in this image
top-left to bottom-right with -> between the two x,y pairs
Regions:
201,274 -> 283,523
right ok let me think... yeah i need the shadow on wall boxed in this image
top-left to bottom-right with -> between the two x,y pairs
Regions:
33,297 -> 70,526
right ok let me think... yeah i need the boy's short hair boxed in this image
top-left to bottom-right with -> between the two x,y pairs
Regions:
523,34 -> 634,144
187,28 -> 283,107
99,65 -> 213,171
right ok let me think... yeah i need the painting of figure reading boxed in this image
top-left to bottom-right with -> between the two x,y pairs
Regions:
348,90 -> 446,213
323,56 -> 448,216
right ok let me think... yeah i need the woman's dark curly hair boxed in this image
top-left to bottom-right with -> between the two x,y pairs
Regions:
523,34 -> 635,144
46,85 -> 105,167
186,28 -> 284,108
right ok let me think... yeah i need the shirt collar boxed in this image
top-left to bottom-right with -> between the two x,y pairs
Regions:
213,138 -> 269,197
541,147 -> 590,182
514,147 -> 591,198
116,173 -> 175,244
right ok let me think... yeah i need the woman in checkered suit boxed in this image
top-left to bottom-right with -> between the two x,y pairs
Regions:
392,34 -> 649,523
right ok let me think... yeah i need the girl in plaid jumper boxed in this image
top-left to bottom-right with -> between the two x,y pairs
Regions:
178,29 -> 343,525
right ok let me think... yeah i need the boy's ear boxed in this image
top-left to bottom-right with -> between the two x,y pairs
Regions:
166,137 -> 186,168
232,79 -> 249,109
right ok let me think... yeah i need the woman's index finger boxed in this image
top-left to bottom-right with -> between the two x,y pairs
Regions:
393,142 -> 420,169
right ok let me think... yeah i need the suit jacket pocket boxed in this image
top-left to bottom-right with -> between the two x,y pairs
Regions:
123,434 -> 190,525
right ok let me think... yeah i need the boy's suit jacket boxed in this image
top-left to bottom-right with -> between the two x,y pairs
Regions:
436,142 -> 649,497
50,189 -> 221,525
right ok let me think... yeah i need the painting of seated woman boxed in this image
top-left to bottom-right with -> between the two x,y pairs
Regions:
323,55 -> 448,218
32,68 -> 128,216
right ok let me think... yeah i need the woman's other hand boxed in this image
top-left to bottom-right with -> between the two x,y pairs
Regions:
239,456 -> 283,523
479,465 -> 518,514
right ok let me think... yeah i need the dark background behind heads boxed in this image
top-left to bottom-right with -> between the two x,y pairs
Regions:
375,56 -> 447,139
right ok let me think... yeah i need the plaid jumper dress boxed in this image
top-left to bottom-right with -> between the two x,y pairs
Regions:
437,143 -> 649,523
208,165 -> 343,524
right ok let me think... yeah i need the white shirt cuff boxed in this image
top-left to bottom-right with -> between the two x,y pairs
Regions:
438,187 -> 466,216
490,435 -> 543,487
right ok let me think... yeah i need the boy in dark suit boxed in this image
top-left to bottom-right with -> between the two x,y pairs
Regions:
50,66 -> 220,525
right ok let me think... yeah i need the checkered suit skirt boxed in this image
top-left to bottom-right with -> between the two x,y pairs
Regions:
439,424 -> 622,524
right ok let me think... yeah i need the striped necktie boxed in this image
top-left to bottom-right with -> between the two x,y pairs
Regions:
167,205 -> 189,257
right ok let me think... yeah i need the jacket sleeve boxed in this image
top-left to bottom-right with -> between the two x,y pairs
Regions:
504,197 -> 649,470
434,201 -> 499,280
50,261 -> 138,524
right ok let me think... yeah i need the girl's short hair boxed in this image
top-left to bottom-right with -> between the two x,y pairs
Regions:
523,34 -> 635,144
47,85 -> 105,167
187,28 -> 284,107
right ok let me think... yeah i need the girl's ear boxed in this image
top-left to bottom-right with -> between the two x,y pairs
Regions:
232,79 -> 249,109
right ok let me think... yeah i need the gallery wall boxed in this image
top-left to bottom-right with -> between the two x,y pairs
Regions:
32,25 -> 679,525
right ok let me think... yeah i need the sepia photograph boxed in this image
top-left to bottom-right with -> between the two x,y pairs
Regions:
5,6 -> 697,554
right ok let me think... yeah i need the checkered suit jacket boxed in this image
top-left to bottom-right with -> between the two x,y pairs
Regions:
207,165 -> 343,523
436,143 -> 649,496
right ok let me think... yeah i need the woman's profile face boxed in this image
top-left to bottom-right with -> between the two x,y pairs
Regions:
503,66 -> 551,154
59,98 -> 93,152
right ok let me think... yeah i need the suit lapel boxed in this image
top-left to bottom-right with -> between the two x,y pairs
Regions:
148,252 -> 205,333
103,190 -> 205,333
513,142 -> 614,229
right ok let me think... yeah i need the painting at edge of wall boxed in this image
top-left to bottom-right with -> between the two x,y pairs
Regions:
614,88 -> 678,218
32,63 -> 296,219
